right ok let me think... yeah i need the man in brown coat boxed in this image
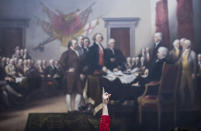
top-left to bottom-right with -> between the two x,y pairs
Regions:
60,39 -> 82,112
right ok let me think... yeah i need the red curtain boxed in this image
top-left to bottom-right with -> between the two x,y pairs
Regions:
177,0 -> 194,49
155,0 -> 170,48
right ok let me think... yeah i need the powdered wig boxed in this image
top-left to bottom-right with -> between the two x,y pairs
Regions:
158,47 -> 168,59
154,32 -> 163,41
172,39 -> 180,48
184,39 -> 191,48
108,38 -> 115,44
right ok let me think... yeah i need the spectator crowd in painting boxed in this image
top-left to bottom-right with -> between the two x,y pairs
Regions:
0,47 -> 62,109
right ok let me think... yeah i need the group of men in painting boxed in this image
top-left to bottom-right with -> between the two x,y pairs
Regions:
59,34 -> 126,112
0,47 -> 63,108
60,32 -> 201,113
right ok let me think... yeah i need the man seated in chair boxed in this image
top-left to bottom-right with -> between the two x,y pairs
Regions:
133,47 -> 169,89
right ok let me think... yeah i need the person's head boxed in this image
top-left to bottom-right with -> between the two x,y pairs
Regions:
183,39 -> 191,49
127,57 -> 131,63
140,56 -> 145,63
172,39 -> 180,49
15,49 -> 20,55
157,47 -> 168,60
6,57 -> 10,64
9,59 -> 14,65
20,49 -> 24,55
198,54 -> 201,62
15,46 -> 20,51
17,59 -> 23,66
53,60 -> 58,66
93,33 -> 103,43
36,60 -> 42,66
13,57 -> 18,65
154,32 -> 162,43
42,60 -> 47,66
108,38 -> 115,49
49,59 -> 54,65
24,49 -> 27,54
145,47 -> 149,53
1,57 -> 6,65
68,39 -> 78,49
132,57 -> 136,63
180,38 -> 186,49
135,57 -> 140,63
1,57 -> 6,62
77,35 -> 84,46
82,37 -> 90,48
30,60 -> 34,65
27,59 -> 31,66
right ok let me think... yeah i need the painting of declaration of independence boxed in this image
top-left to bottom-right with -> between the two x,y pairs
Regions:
0,0 -> 201,131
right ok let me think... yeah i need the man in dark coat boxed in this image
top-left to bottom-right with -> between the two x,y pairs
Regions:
151,32 -> 164,63
133,47 -> 168,87
88,33 -> 105,75
104,38 -> 126,71
76,35 -> 84,56
59,39 -> 82,112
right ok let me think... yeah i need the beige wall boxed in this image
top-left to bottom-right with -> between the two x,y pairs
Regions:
0,0 -> 200,60
89,0 -> 153,56
0,0 -> 155,59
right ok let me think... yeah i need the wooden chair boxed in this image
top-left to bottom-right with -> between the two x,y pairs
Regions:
137,62 -> 181,129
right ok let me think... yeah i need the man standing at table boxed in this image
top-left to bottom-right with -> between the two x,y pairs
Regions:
60,39 -> 83,112
104,38 -> 126,71
88,33 -> 105,75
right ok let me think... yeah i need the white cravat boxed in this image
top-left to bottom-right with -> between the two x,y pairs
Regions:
78,44 -> 82,48
110,48 -> 115,55
155,41 -> 160,48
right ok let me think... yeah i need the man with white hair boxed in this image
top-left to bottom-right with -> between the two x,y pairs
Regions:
179,39 -> 196,106
132,47 -> 168,86
104,38 -> 126,71
46,59 -> 57,78
125,57 -> 132,69
169,39 -> 181,63
5,59 -> 16,77
151,32 -> 164,62
23,49 -> 31,59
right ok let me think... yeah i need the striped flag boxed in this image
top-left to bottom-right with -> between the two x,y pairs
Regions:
83,18 -> 100,36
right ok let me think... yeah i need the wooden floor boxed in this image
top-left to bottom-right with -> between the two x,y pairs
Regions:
0,93 -> 67,131
0,88 -> 201,131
